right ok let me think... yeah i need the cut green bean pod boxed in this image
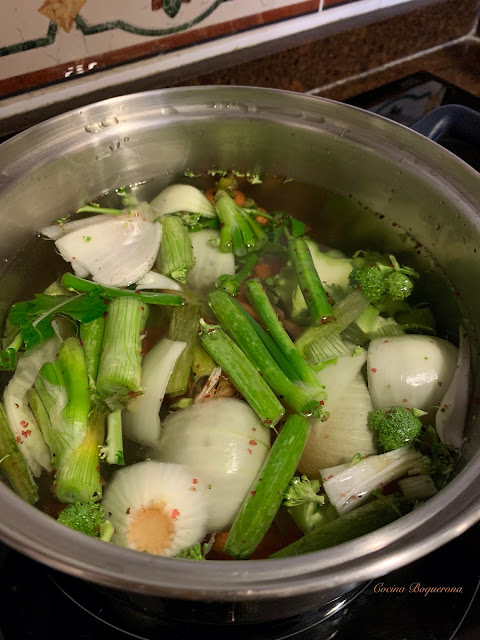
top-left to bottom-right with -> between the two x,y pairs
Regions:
225,413 -> 310,559
287,234 -> 334,324
199,320 -> 285,427
270,497 -> 405,557
209,290 -> 327,419
245,278 -> 322,391
0,403 -> 38,504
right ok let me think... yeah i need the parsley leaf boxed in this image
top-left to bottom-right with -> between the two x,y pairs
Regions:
8,292 -> 107,350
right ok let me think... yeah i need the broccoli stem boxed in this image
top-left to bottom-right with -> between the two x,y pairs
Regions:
61,273 -> 183,307
295,290 -> 370,362
55,404 -> 105,503
166,304 -> 200,396
0,402 -> 39,504
245,279 -> 322,392
80,316 -> 105,392
96,298 -> 147,399
101,408 -> 124,465
158,215 -> 194,284
287,235 -> 334,324
199,319 -> 285,427
216,252 -> 259,296
225,414 -> 310,559
270,497 -> 404,557
208,290 -> 326,419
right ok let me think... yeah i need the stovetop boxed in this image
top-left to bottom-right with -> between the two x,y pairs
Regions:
1,71 -> 480,639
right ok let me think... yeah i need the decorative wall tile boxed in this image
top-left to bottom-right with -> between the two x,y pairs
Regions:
0,0 -> 319,98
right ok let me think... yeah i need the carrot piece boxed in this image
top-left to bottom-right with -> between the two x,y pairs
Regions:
252,257 -> 284,280
205,188 -> 215,205
255,215 -> 269,225
233,190 -> 246,207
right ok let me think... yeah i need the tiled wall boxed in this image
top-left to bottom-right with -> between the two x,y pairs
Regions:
0,0 -> 431,100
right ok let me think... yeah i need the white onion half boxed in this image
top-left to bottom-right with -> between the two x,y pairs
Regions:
41,215 -> 107,241
152,398 -> 271,532
150,184 -> 215,218
315,345 -> 367,413
102,461 -> 209,557
123,338 -> 186,445
367,335 -> 458,417
135,271 -> 182,292
55,216 -> 162,287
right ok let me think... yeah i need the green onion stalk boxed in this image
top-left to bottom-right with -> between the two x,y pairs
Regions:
167,303 -> 201,396
216,252 -> 259,296
215,190 -> 266,257
28,337 -> 103,503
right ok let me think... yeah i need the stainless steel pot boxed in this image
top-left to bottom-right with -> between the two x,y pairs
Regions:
0,86 -> 479,624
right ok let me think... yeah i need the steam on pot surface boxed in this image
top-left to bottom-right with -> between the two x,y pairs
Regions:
0,170 -> 469,562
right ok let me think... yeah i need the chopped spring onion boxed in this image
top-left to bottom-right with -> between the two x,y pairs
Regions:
166,304 -> 200,396
100,409 -> 124,465
157,216 -> 194,284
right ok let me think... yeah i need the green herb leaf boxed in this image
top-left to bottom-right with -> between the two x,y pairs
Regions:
0,348 -> 17,371
291,218 -> 307,237
8,292 -> 107,350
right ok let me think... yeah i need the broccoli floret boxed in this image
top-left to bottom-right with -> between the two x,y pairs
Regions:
349,266 -> 386,303
415,425 -> 459,488
175,542 -> 207,560
369,407 -> 425,452
57,501 -> 106,538
283,474 -> 326,507
349,252 -> 418,305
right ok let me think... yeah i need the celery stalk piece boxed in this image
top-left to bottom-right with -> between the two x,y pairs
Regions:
55,404 -> 105,503
208,290 -> 327,419
295,290 -> 370,363
245,279 -> 322,392
270,497 -> 404,557
199,320 -> 285,428
80,316 -> 105,392
166,304 -> 200,396
101,408 -> 124,465
0,402 -> 39,504
61,272 -> 183,307
96,298 -> 147,399
287,235 -> 334,324
225,414 -> 310,559
158,215 -> 194,284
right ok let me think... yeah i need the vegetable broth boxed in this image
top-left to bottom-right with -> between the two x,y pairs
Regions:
0,173 -> 466,560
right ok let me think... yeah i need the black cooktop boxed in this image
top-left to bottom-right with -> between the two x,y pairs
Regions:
1,72 -> 480,640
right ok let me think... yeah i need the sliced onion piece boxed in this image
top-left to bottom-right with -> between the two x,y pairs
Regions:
150,184 -> 215,218
152,398 -> 271,532
102,461 -> 209,557
299,373 -> 377,478
3,335 -> 61,476
188,230 -> 235,296
315,345 -> 367,413
436,327 -> 470,448
135,271 -> 182,292
367,335 -> 458,417
41,215 -> 107,241
55,216 -> 162,287
123,338 -> 186,444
